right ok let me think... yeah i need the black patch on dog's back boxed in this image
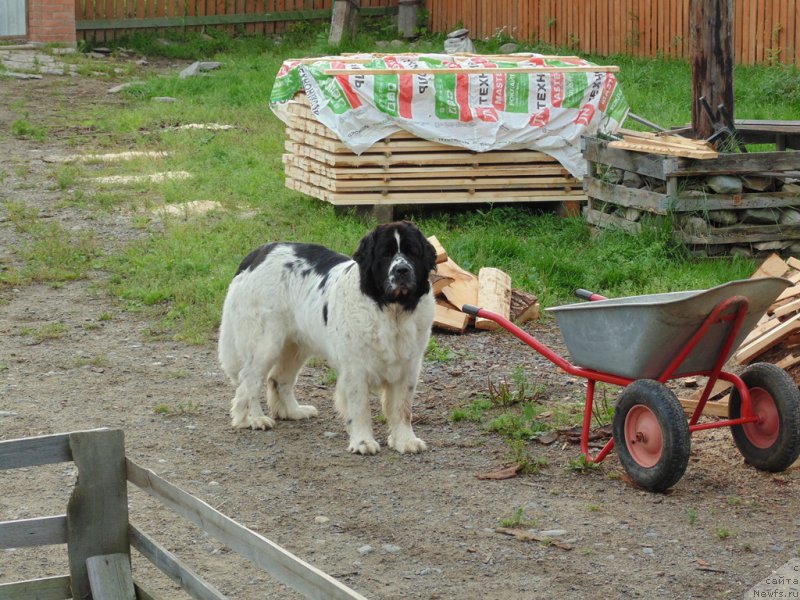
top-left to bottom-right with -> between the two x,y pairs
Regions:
322,303 -> 328,326
236,243 -> 278,275
293,244 -> 350,288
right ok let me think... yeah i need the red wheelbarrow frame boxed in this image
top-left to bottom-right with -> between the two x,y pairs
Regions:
462,294 -> 759,465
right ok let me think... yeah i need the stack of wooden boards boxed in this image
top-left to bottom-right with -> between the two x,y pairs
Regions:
608,129 -> 718,160
680,253 -> 800,418
282,96 -> 585,208
427,236 -> 540,333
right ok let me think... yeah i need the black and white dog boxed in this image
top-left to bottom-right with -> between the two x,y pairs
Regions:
218,221 -> 437,455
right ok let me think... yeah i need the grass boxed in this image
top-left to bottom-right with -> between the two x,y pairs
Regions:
499,507 -> 538,529
5,26 -> 798,345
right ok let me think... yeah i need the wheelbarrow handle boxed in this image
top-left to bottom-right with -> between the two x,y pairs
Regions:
461,304 -> 481,316
575,289 -> 608,302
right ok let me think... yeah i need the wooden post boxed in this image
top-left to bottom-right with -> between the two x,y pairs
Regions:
67,430 -> 130,600
690,0 -> 734,140
329,0 -> 359,44
397,0 -> 419,38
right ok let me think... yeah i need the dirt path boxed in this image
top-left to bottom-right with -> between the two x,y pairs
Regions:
2,56 -> 799,600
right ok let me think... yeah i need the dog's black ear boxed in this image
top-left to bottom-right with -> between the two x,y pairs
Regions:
353,229 -> 375,267
353,229 -> 382,302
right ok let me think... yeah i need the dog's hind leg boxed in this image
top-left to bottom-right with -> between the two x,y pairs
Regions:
266,342 -> 318,420
383,382 -> 427,454
230,356 -> 275,430
335,374 -> 379,455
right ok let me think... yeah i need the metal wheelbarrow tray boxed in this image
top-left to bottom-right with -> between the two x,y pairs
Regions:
462,277 -> 800,493
547,278 -> 790,380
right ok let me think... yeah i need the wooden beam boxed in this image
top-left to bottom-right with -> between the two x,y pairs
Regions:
0,432 -> 73,470
433,302 -> 470,333
0,575 -> 72,600
397,0 -> 418,38
690,0 -> 735,139
67,430 -> 130,600
86,554 -> 136,600
130,525 -> 227,600
329,0 -> 359,44
126,460 -> 368,600
0,515 -> 67,549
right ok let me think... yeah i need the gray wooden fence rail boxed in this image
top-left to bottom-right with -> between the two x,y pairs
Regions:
0,429 -> 368,600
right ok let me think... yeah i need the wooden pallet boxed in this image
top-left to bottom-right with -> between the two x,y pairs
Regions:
282,96 -> 586,208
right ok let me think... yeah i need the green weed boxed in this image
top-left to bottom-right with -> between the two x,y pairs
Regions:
568,455 -> 600,473
20,322 -> 68,342
11,118 -> 46,141
499,507 -> 538,529
425,338 -> 459,363
687,508 -> 698,526
450,397 -> 492,423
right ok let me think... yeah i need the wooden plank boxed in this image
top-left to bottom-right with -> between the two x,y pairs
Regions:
776,352 -> 800,370
285,141 -> 563,167
437,258 -> 479,310
126,460 -> 367,600
679,396 -> 730,418
284,165 -> 574,192
675,223 -> 800,246
134,581 -> 162,600
433,302 -> 470,333
431,274 -> 455,295
0,515 -> 67,549
0,575 -> 72,600
752,253 -> 790,279
582,137 -> 670,179
0,432 -> 73,470
475,268 -> 512,331
130,526 -> 226,600
586,178 -> 670,214
285,176 -> 586,205
734,312 -> 800,364
67,430 -> 130,600
282,154 -> 566,180
427,235 -> 448,263
666,151 -> 800,176
771,297 -> 800,319
86,554 -> 136,600
608,139 -> 718,159
323,65 -> 621,75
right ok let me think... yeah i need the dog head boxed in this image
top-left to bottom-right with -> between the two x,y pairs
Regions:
353,221 -> 437,311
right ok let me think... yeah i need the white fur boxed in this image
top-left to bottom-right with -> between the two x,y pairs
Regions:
218,245 -> 434,455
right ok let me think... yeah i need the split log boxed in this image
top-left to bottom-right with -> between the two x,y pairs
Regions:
476,268 -> 511,330
433,302 -> 470,333
510,289 -> 540,323
430,273 -> 455,295
427,235 -> 448,264
437,258 -> 478,310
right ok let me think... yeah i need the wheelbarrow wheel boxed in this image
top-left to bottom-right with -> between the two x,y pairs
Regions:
729,362 -> 800,472
612,380 -> 691,493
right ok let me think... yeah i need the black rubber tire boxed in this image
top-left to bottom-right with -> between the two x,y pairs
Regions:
612,379 -> 691,493
729,362 -> 800,472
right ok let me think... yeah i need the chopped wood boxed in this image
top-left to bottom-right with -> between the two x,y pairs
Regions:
775,353 -> 800,370
510,289 -> 540,323
734,312 -> 800,364
751,253 -> 790,279
770,297 -> 800,319
608,139 -> 718,160
438,258 -> 479,310
427,235 -> 448,264
476,268 -> 512,331
430,273 -> 455,295
679,396 -> 729,418
433,302 -> 470,333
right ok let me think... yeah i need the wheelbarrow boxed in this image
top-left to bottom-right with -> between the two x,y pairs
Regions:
462,277 -> 800,492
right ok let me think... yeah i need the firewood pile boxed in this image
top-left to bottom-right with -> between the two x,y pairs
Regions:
680,253 -> 800,418
427,236 -> 539,333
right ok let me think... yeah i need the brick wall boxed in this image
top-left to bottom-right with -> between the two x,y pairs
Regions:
28,0 -> 76,44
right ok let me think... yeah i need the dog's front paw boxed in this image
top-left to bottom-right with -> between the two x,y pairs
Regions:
231,415 -> 275,430
275,404 -> 318,420
349,439 -> 380,455
388,434 -> 427,454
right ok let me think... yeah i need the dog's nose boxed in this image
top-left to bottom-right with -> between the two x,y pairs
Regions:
394,264 -> 412,278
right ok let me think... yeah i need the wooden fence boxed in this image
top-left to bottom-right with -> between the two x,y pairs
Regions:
0,429 -> 367,600
74,0 -> 799,66
428,0 -> 799,66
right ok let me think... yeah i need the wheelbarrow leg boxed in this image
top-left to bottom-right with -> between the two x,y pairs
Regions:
580,379 -> 615,463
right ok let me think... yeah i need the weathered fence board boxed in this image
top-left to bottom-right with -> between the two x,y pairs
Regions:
67,429 -> 130,600
129,525 -> 227,600
0,575 -> 72,600
126,459 -> 368,600
0,432 -> 73,470
86,553 -> 137,600
0,515 -> 68,549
